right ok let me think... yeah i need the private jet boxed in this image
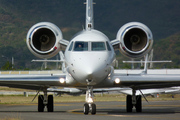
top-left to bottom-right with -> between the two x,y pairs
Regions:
1,0 -> 180,115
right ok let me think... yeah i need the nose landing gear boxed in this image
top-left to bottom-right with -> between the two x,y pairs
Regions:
83,86 -> 96,115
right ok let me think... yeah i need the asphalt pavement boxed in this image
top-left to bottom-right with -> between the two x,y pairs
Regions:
0,101 -> 179,120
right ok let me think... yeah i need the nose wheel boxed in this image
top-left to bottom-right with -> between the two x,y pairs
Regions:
84,103 -> 96,115
91,103 -> 96,114
84,103 -> 89,115
84,86 -> 96,115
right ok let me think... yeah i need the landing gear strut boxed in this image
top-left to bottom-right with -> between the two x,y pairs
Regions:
84,86 -> 96,115
126,89 -> 142,112
38,90 -> 54,112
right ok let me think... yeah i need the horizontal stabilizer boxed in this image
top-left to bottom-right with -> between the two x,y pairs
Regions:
123,61 -> 172,63
32,59 -> 64,63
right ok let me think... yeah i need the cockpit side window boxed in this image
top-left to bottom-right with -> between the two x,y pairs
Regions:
92,42 -> 106,51
68,42 -> 74,51
74,41 -> 88,51
106,41 -> 112,51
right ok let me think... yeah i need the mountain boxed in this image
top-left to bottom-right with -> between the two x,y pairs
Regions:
153,32 -> 180,68
0,0 -> 180,69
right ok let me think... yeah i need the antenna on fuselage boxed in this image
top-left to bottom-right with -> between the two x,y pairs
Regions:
84,0 -> 95,30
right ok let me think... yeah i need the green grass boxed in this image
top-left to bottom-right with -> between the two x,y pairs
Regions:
0,118 -> 21,120
0,87 -> 34,91
0,94 -> 180,104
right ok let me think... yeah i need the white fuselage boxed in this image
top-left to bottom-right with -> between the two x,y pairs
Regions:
65,29 -> 115,86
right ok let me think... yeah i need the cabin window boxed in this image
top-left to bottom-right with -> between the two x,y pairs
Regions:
68,42 -> 74,51
106,41 -> 111,51
92,42 -> 106,51
74,41 -> 88,51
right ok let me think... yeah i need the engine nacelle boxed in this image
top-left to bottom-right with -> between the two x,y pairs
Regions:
116,22 -> 153,58
26,22 -> 63,59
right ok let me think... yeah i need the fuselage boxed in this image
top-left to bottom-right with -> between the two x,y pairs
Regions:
65,29 -> 115,86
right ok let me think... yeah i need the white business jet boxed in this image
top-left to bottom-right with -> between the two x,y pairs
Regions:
1,0 -> 180,115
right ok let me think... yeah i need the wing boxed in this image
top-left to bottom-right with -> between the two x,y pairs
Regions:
118,87 -> 180,97
0,74 -> 66,90
93,88 -> 130,93
112,73 -> 180,89
48,86 -> 180,97
47,87 -> 84,94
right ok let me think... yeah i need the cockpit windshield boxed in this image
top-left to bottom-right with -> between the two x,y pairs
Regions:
74,41 -> 88,51
92,42 -> 106,51
72,41 -> 110,52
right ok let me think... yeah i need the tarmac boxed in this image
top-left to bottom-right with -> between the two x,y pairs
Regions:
0,101 -> 180,120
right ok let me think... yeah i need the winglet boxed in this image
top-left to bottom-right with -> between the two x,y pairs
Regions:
142,54 -> 148,74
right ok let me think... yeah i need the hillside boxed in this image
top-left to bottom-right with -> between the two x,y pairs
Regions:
153,32 -> 180,68
0,0 -> 180,69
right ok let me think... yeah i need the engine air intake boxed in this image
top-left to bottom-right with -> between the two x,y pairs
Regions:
26,22 -> 63,59
32,28 -> 56,52
116,22 -> 153,58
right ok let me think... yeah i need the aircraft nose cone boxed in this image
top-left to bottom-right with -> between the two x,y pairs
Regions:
86,70 -> 93,75
85,68 -> 95,79
70,52 -> 111,85
79,63 -> 109,85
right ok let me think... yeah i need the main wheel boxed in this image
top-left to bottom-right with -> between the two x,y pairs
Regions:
84,103 -> 89,115
47,95 -> 54,112
38,95 -> 44,112
126,95 -> 132,112
91,103 -> 96,115
135,95 -> 142,112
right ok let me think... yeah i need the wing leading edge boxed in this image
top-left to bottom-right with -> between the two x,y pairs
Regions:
0,74 -> 66,90
112,73 -> 180,89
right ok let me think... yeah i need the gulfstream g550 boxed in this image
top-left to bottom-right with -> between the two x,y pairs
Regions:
1,0 -> 180,115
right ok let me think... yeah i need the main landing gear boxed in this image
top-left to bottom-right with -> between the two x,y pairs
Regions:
126,89 -> 142,112
38,90 -> 54,112
83,86 -> 96,115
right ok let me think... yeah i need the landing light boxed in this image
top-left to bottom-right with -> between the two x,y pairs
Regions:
59,78 -> 65,84
115,78 -> 120,84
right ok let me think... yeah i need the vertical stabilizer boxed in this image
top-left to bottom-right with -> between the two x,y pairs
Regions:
85,0 -> 94,30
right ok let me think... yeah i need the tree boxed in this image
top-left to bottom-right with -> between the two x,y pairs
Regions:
1,61 -> 13,70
